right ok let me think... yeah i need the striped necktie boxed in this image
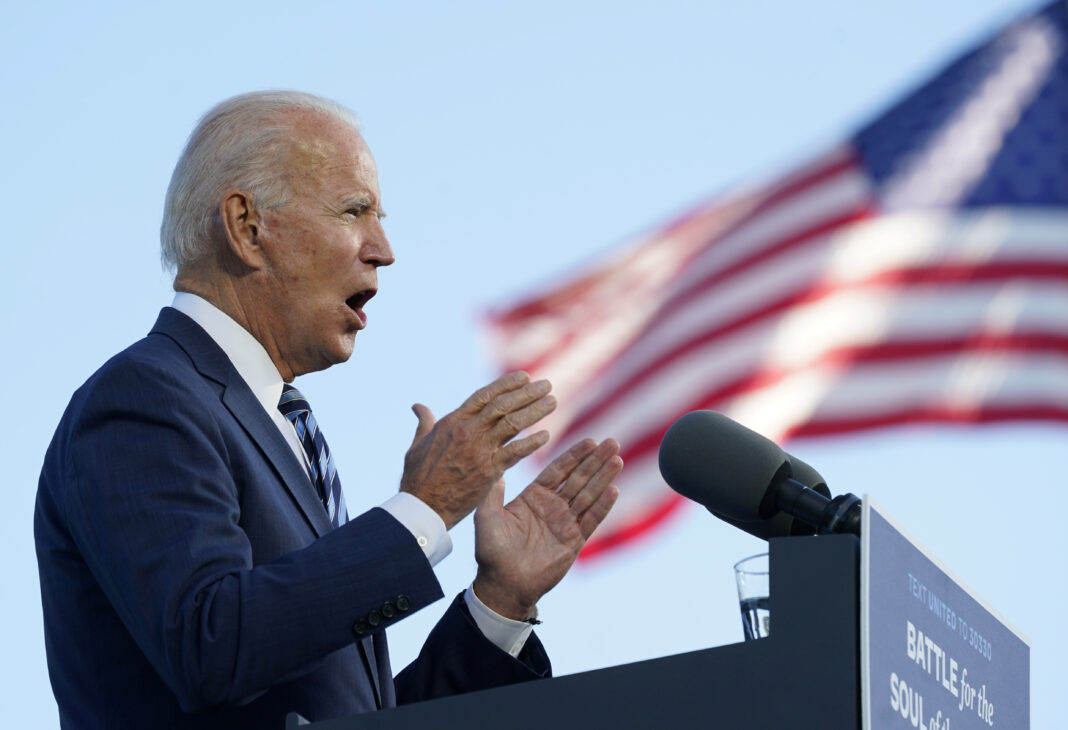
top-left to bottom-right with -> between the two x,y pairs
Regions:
278,384 -> 347,528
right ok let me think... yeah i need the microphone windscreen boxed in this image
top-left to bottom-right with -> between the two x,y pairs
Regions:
787,453 -> 829,499
711,454 -> 831,539
658,410 -> 789,520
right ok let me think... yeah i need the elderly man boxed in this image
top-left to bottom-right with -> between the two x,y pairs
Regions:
35,91 -> 622,729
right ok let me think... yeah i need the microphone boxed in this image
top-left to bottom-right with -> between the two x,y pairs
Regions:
658,410 -> 861,537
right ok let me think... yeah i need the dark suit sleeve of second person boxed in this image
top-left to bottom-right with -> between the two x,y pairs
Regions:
394,592 -> 551,704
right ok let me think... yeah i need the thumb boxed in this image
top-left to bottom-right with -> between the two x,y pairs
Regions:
476,478 -> 507,519
410,403 -> 437,445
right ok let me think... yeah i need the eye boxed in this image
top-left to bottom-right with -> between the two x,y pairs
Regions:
345,206 -> 367,218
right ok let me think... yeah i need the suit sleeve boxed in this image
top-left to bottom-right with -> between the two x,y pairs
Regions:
394,593 -> 551,704
61,357 -> 444,712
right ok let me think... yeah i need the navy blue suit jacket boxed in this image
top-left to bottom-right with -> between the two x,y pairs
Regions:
35,308 -> 549,729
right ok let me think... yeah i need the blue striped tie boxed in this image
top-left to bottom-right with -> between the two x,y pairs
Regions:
278,384 -> 347,528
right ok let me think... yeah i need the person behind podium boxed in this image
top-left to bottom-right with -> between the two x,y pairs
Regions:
34,90 -> 623,729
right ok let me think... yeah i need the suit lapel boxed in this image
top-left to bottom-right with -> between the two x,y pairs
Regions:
221,382 -> 333,537
150,307 -> 332,538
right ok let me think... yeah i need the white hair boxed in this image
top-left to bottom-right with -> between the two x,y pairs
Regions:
160,90 -> 360,272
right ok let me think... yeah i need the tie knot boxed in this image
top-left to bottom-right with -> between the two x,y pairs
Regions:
278,384 -> 311,419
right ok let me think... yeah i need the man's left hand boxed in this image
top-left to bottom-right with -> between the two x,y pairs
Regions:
471,438 -> 622,621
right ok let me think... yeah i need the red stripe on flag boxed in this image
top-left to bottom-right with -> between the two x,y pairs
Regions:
743,150 -> 861,220
560,263 -> 1068,440
655,206 -> 875,321
784,405 -> 1068,438
491,206 -> 874,376
608,333 -> 1068,466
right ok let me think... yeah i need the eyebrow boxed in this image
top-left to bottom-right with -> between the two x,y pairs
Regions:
341,197 -> 387,220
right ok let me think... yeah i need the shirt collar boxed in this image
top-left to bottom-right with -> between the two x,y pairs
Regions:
171,292 -> 284,415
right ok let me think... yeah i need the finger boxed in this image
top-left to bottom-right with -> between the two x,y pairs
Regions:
568,453 -> 624,517
579,484 -> 620,540
410,403 -> 437,445
496,429 -> 552,469
530,439 -> 598,490
479,379 -> 553,429
489,393 -> 556,443
556,439 -> 621,503
455,371 -> 532,417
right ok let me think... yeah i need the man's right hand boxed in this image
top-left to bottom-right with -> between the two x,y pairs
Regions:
399,371 -> 556,529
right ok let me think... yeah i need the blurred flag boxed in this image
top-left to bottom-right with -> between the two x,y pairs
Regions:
484,2 -> 1068,559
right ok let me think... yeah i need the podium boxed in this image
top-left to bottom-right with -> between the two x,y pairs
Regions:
288,534 -> 861,729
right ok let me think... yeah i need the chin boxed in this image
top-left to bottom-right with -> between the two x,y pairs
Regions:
331,337 -> 358,364
295,342 -> 357,377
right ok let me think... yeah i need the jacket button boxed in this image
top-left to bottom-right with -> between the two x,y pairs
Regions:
396,595 -> 411,612
367,610 -> 382,628
381,602 -> 396,619
352,621 -> 369,636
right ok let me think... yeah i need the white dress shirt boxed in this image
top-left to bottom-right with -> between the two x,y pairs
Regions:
170,293 -> 533,656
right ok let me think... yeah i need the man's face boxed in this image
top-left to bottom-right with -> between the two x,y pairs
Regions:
252,113 -> 394,380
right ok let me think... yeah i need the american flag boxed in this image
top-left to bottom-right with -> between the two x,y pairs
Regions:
484,1 -> 1068,559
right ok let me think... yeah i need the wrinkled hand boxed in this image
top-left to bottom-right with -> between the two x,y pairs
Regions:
472,438 -> 623,620
400,372 -> 556,529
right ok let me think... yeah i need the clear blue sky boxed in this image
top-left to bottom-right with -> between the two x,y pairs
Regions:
3,1 -> 1063,726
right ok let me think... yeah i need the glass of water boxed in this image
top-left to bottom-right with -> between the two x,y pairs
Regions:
734,552 -> 770,640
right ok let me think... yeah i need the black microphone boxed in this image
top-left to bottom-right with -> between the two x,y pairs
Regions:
658,410 -> 861,537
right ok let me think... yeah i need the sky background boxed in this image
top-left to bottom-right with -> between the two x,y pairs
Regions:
3,1 -> 1065,727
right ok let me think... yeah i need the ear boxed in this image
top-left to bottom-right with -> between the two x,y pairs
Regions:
219,190 -> 265,269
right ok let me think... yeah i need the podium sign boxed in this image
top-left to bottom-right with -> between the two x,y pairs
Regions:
861,498 -> 1030,729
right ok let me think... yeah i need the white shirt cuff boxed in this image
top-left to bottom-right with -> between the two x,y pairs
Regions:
464,585 -> 534,658
379,492 -> 452,566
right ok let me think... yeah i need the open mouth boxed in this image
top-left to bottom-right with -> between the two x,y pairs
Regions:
346,289 -> 376,326
346,289 -> 375,310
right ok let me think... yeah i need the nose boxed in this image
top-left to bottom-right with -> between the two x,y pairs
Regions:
361,218 -> 395,267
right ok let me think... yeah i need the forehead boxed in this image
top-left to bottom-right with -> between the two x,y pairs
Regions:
283,112 -> 379,195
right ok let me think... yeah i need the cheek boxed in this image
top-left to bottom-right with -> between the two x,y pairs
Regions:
262,219 -> 350,298
288,226 -> 323,265
268,216 -> 321,262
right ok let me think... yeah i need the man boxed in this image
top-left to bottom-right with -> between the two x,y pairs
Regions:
34,90 -> 622,728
